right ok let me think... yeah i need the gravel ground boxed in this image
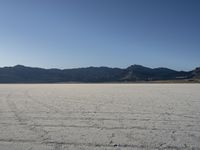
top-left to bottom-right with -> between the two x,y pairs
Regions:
0,84 -> 200,150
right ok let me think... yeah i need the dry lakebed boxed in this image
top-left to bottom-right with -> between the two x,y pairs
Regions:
0,84 -> 200,150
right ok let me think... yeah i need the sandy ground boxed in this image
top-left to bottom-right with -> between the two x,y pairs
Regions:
0,84 -> 200,150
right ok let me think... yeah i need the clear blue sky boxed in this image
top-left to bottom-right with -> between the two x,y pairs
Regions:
0,0 -> 199,70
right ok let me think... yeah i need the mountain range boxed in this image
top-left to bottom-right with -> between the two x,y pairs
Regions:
0,65 -> 199,83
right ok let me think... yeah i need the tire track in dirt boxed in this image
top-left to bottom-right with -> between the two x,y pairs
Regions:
1,122 -> 200,132
26,90 -> 123,115
25,115 -> 200,123
0,138 -> 194,150
5,92 -> 61,150
25,90 -> 60,114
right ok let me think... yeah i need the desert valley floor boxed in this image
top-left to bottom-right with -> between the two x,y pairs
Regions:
0,84 -> 200,150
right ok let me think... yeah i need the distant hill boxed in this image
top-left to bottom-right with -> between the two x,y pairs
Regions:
121,65 -> 190,81
0,65 -> 199,83
191,67 -> 200,79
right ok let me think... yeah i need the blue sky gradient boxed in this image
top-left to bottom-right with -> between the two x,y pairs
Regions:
0,0 -> 199,70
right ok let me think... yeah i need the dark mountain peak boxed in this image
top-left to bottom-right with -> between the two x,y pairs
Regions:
126,65 -> 152,72
192,67 -> 200,78
13,65 -> 47,71
127,64 -> 152,71
13,65 -> 27,68
195,67 -> 200,71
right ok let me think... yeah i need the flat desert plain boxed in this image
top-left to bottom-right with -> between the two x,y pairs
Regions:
0,84 -> 200,150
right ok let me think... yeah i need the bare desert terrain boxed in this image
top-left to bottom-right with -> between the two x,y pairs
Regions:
0,84 -> 200,150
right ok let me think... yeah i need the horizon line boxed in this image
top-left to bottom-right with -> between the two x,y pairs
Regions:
0,64 -> 199,71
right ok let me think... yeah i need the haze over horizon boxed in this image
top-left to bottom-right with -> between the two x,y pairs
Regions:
0,0 -> 200,71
